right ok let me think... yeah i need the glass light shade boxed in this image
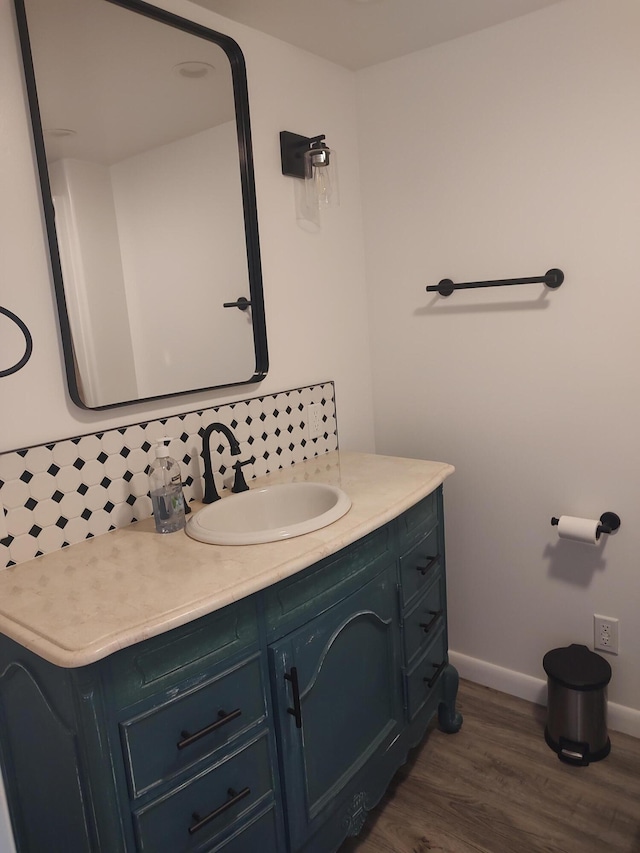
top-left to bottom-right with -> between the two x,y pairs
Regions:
303,145 -> 339,210
294,177 -> 321,230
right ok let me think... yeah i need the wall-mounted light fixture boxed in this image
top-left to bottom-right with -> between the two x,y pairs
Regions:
280,131 -> 338,227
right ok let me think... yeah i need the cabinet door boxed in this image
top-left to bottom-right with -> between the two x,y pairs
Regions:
269,564 -> 402,852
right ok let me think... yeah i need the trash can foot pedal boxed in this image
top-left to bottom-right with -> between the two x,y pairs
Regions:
545,727 -> 611,766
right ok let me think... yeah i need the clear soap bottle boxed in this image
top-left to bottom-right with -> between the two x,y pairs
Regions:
149,442 -> 185,534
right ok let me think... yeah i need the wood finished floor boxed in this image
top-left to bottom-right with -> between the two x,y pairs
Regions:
340,679 -> 640,853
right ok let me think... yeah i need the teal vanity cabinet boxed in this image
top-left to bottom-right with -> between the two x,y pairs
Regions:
0,485 -> 460,852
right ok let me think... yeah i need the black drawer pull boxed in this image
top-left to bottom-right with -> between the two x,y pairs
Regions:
177,708 -> 242,750
188,786 -> 250,835
424,660 -> 447,689
416,555 -> 439,576
284,666 -> 302,729
418,609 -> 443,634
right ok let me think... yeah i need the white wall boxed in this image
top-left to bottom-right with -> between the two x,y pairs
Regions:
358,0 -> 640,718
0,0 -> 375,453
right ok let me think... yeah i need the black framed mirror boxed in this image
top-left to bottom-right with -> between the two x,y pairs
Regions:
14,0 -> 268,410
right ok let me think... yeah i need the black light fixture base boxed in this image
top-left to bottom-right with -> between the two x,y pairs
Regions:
280,131 -> 310,178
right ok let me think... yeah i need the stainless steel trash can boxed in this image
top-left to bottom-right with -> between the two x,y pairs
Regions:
543,643 -> 611,766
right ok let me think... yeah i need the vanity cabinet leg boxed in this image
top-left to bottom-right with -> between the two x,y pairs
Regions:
437,664 -> 463,733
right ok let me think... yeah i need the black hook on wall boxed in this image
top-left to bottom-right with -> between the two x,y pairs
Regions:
0,307 -> 33,378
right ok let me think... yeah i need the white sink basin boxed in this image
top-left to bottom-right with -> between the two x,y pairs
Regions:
186,482 -> 352,546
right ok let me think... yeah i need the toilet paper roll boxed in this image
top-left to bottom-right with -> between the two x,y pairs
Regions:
556,515 -> 600,545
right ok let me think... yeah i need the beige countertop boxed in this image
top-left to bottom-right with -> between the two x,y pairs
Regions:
0,451 -> 454,668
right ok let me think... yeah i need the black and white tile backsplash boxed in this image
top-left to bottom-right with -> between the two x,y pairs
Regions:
0,382 -> 338,568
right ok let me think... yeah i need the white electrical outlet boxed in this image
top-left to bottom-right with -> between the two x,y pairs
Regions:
307,403 -> 324,440
594,614 -> 619,655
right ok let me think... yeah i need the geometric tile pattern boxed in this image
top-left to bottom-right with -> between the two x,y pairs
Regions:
0,382 -> 338,568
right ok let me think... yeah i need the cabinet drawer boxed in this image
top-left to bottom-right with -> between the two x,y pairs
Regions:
405,629 -> 447,721
402,572 -> 445,666
109,598 -> 259,708
398,524 -> 441,607
206,804 -> 279,853
264,524 -> 393,638
121,654 -> 266,798
132,731 -> 273,852
397,489 -> 439,553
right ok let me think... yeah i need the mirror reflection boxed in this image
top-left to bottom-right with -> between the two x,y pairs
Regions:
16,0 -> 267,409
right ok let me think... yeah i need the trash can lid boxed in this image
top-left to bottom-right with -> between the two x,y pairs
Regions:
543,643 -> 612,690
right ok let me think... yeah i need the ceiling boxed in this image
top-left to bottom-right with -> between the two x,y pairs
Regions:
190,0 -> 565,70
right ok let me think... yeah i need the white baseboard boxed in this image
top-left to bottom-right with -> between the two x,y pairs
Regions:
449,650 -> 640,739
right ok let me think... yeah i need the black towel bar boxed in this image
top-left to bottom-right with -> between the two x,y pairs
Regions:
426,268 -> 564,297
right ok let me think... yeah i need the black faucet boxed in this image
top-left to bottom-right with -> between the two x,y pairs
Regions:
200,423 -> 251,503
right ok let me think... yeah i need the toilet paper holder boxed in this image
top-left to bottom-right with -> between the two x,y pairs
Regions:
551,512 -> 621,538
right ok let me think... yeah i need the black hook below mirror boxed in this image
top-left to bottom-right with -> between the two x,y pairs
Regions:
223,297 -> 252,311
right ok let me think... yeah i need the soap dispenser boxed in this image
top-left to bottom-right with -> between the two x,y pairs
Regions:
149,441 -> 186,534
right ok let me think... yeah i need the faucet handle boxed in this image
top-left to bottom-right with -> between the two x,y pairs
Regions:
231,458 -> 254,493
